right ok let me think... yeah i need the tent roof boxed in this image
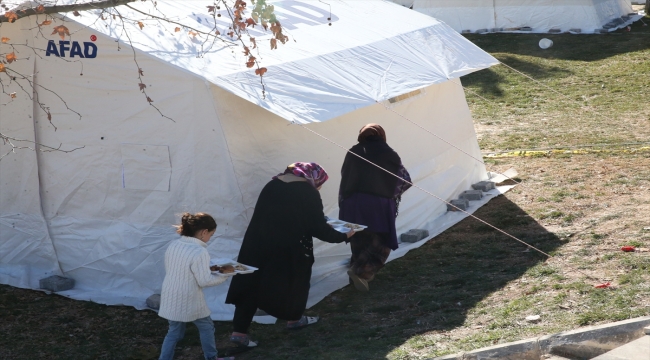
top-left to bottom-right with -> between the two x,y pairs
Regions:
11,0 -> 498,123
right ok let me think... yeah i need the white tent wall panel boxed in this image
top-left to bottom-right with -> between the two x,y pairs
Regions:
394,0 -> 637,33
0,18 -> 60,289
21,24 -> 247,301
211,78 -> 487,311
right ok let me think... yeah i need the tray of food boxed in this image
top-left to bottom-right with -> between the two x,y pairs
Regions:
209,258 -> 258,276
325,218 -> 367,233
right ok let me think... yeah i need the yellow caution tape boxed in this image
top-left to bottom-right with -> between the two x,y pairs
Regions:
484,146 -> 650,158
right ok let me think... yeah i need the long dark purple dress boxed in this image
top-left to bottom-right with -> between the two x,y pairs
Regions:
338,136 -> 411,280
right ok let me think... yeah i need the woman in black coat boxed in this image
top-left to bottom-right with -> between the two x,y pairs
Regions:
225,162 -> 354,348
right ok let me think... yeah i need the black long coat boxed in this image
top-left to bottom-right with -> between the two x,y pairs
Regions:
225,179 -> 347,320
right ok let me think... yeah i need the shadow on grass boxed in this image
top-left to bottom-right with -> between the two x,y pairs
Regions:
225,195 -> 568,360
461,55 -> 572,98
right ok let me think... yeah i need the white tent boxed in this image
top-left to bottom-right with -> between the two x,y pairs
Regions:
0,0 -> 502,321
391,0 -> 643,34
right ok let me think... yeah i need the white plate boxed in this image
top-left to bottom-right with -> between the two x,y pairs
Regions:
210,258 -> 258,276
326,219 -> 367,233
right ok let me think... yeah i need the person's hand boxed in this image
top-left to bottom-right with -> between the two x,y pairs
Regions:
346,229 -> 356,238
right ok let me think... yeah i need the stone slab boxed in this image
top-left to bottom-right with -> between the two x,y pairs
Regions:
471,181 -> 495,192
447,199 -> 469,212
39,275 -> 75,292
432,316 -> 650,360
591,335 -> 649,360
400,232 -> 419,243
146,294 -> 161,310
460,190 -> 483,201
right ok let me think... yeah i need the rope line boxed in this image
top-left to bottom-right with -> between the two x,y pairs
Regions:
379,100 -> 522,185
295,123 -> 598,281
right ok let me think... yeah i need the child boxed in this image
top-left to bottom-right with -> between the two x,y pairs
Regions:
158,212 -> 235,360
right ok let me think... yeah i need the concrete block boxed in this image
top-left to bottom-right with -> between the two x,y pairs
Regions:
569,28 -> 582,33
460,338 -> 541,360
460,190 -> 483,201
400,232 -> 419,243
39,275 -> 75,292
548,28 -> 562,33
471,181 -> 495,192
447,199 -> 469,212
146,294 -> 161,310
539,316 -> 650,359
520,26 -> 533,31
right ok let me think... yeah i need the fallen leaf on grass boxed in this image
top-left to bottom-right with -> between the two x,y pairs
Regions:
594,282 -> 611,289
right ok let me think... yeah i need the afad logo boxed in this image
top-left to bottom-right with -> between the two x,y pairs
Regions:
46,34 -> 98,58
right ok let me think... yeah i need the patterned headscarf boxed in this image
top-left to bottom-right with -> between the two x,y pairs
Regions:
358,123 -> 387,142
273,162 -> 329,189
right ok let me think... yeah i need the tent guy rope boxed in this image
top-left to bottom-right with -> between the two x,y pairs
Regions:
294,122 -> 599,282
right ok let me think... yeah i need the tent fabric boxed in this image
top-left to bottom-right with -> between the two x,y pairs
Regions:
1,1 -> 499,321
391,0 -> 642,34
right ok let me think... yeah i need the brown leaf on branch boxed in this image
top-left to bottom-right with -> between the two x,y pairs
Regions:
52,25 -> 70,40
47,111 -> 52,121
146,97 -> 153,103
5,52 -> 17,64
249,37 -> 256,49
243,46 -> 250,56
245,18 -> 257,27
246,56 -> 256,68
10,92 -> 16,99
270,38 -> 277,50
4,11 -> 18,23
1,37 -> 9,43
138,83 -> 146,92
207,6 -> 216,13
35,5 -> 45,13
138,68 -> 144,76
188,31 -> 198,38
174,27 -> 180,32
73,11 -> 81,17
137,21 -> 144,30
39,20 -> 52,26
0,63 -> 5,72
255,67 -> 267,76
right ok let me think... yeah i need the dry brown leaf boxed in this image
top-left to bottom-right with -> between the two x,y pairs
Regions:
1,37 -> 9,43
138,83 -> 146,92
39,20 -> 52,26
255,67 -> 267,76
35,5 -> 45,13
249,37 -> 256,49
188,31 -> 198,38
4,11 -> 18,23
146,97 -> 153,103
138,68 -> 144,76
0,63 -> 5,72
6,53 -> 17,63
9,92 -> 16,99
137,21 -> 144,30
246,55 -> 255,68
73,11 -> 81,17
270,38 -> 277,50
174,27 -> 180,32
51,25 -> 70,40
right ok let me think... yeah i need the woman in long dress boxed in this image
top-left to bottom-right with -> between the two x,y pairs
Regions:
338,124 -> 412,291
225,162 -> 354,347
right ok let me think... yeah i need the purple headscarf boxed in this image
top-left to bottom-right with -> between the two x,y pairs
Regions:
273,162 -> 329,189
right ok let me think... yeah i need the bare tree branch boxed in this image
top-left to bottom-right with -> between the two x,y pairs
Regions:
0,0 -> 138,23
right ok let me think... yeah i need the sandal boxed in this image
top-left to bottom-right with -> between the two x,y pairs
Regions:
286,315 -> 319,330
230,334 -> 258,348
347,269 -> 369,292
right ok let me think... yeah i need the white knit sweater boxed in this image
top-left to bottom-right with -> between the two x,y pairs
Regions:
158,236 -> 227,322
